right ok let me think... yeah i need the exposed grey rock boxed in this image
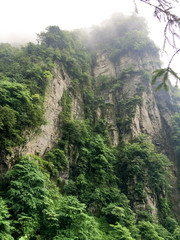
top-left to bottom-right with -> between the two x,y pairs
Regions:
2,46 -> 179,219
94,51 -> 116,78
20,67 -> 71,156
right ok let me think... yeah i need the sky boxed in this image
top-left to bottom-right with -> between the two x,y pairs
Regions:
0,0 -> 180,81
0,0 -> 163,43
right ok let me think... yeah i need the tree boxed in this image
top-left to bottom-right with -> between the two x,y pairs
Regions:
0,197 -> 14,240
0,156 -> 51,238
138,221 -> 165,240
108,222 -> 135,240
55,196 -> 104,239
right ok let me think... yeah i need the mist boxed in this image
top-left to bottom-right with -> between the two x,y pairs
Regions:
0,0 -> 179,81
0,0 -> 136,44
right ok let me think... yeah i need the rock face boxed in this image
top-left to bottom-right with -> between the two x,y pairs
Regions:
93,50 -> 173,149
2,46 -> 179,218
0,68 -> 69,176
93,49 -> 179,218
18,67 -> 84,157
94,51 -> 116,78
20,67 -> 71,156
7,49 -> 171,161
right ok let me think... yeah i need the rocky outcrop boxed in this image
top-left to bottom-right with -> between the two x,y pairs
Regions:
19,67 -> 71,156
18,66 -> 84,158
1,46 -> 179,219
93,50 -> 173,149
93,49 -> 180,219
115,51 -> 160,75
94,51 -> 116,78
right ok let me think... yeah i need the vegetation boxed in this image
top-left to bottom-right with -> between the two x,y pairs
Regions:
0,14 -> 180,239
0,42 -> 53,153
171,112 -> 180,159
117,135 -> 171,211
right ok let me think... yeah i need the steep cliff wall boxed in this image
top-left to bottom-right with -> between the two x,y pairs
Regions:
19,68 -> 84,157
0,66 -> 84,177
4,49 -> 177,208
93,50 -> 173,148
2,18 -> 180,239
92,49 -> 180,218
19,67 -> 70,156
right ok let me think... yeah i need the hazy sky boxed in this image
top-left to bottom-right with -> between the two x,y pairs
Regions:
0,0 -> 179,78
0,0 -> 161,43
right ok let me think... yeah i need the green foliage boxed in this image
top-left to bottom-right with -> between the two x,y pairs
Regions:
152,68 -> 180,91
0,197 -> 14,239
45,148 -> 68,178
83,88 -> 96,122
1,156 -> 50,215
0,15 -> 179,240
60,116 -> 139,237
60,90 -> 72,121
173,227 -> 180,240
163,217 -> 179,233
0,156 -> 51,238
84,14 -> 154,54
117,94 -> 142,135
63,134 -> 118,209
0,43 -> 53,94
0,105 -> 21,150
138,221 -> 164,240
101,194 -> 136,228
38,26 -> 91,80
171,113 -> 180,158
60,120 -> 89,150
118,135 -> 172,205
157,198 -> 171,221
136,210 -> 154,223
155,224 -> 174,240
0,155 -> 106,239
53,196 -> 104,240
0,81 -> 44,129
0,41 -> 57,151
110,30 -> 158,62
96,75 -> 115,90
108,222 -> 135,240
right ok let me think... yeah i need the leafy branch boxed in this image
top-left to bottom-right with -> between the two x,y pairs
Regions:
152,65 -> 180,91
151,48 -> 180,91
140,0 -> 180,50
134,0 -> 180,89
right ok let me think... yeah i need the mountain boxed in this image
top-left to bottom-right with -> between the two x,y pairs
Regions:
0,14 -> 180,239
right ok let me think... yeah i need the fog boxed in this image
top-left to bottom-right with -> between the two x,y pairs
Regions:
0,0 -> 134,44
0,0 -> 180,80
0,0 -> 162,44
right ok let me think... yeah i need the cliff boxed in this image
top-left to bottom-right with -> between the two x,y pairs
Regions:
9,37 -> 178,218
1,15 -> 180,239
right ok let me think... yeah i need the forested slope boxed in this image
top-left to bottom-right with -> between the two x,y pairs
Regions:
0,14 -> 180,240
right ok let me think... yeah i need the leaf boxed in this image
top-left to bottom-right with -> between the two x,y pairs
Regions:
151,68 -> 166,85
151,75 -> 158,85
163,82 -> 169,91
162,71 -> 168,83
168,68 -> 180,80
155,83 -> 164,92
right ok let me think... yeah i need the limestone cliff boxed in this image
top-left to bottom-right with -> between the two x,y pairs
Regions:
1,23 -> 180,222
93,49 -> 173,148
93,49 -> 179,218
14,47 -> 177,216
3,16 -> 180,239
18,70 -> 84,158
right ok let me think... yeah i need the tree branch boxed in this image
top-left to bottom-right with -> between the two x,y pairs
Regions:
134,0 -> 180,89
